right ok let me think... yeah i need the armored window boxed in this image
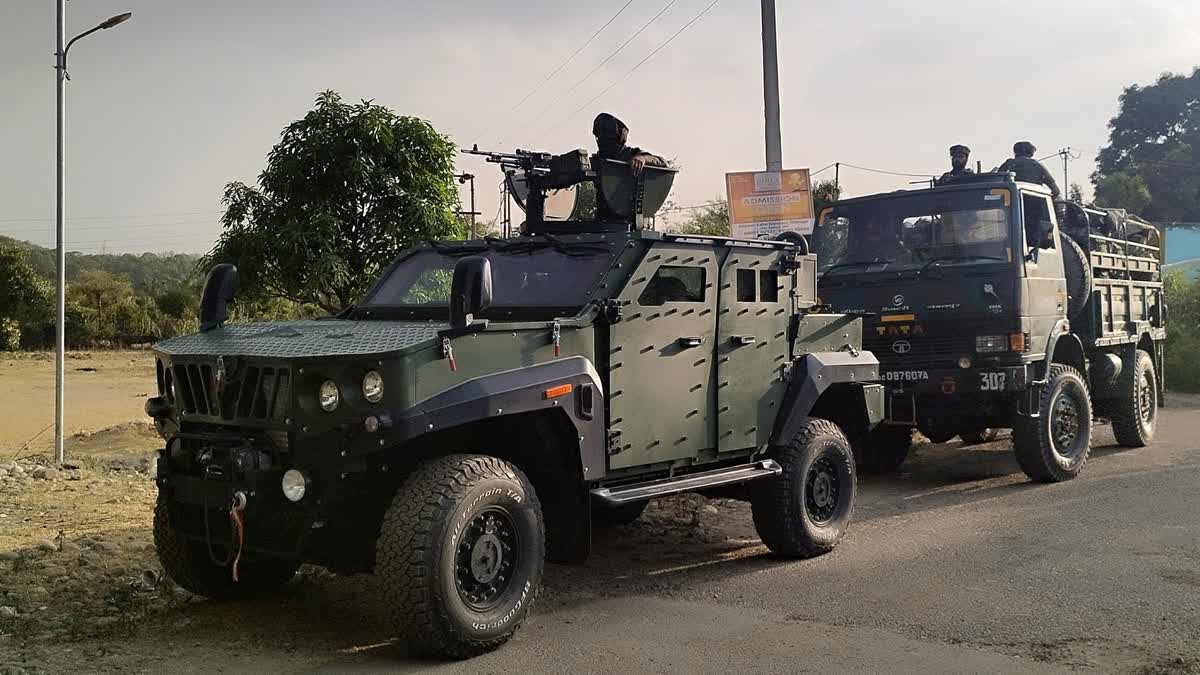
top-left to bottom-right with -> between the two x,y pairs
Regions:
759,270 -> 779,302
639,266 -> 706,306
736,269 -> 756,302
1023,194 -> 1056,250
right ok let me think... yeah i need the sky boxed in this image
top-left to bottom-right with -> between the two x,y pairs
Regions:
1,0 -> 1198,254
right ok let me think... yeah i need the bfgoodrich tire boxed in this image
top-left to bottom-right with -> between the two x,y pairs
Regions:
1111,349 -> 1158,447
1012,364 -> 1092,482
376,455 -> 544,659
153,495 -> 299,600
750,418 -> 856,557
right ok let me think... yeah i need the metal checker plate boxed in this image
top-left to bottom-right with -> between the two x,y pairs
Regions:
155,320 -> 445,358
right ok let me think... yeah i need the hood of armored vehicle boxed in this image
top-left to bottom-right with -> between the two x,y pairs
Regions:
154,320 -> 445,358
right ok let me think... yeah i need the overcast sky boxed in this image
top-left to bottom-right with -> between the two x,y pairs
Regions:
2,0 -> 1197,254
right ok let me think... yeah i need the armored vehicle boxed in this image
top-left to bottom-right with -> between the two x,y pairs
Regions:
810,173 -> 1166,482
145,150 -> 882,658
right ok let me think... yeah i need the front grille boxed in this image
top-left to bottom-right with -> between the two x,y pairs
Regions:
172,362 -> 291,422
863,334 -> 972,370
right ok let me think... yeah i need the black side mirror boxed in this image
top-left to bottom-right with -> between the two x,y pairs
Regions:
199,264 -> 239,332
449,256 -> 492,329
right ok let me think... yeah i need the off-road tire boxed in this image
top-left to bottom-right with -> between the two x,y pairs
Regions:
855,425 -> 912,474
1012,364 -> 1092,483
592,500 -> 648,528
1111,349 -> 1157,447
377,455 -> 544,660
1061,235 -> 1093,320
960,428 -> 1002,444
153,495 -> 299,600
750,418 -> 856,557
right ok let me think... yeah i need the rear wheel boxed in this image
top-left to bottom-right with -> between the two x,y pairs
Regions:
854,425 -> 912,474
376,455 -> 544,659
1061,235 -> 1093,320
1111,349 -> 1157,447
750,418 -> 855,557
1012,365 -> 1092,482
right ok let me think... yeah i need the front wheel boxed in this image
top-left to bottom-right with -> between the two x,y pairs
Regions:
376,455 -> 544,659
1110,349 -> 1157,447
750,418 -> 856,557
1012,365 -> 1092,483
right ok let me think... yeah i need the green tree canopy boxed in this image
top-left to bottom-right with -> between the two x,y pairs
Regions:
0,243 -> 52,325
202,91 -> 462,313
670,200 -> 730,236
1094,172 -> 1152,214
1094,68 -> 1199,221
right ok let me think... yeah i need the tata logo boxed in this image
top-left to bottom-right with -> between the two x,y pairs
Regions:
892,294 -> 905,306
892,341 -> 912,354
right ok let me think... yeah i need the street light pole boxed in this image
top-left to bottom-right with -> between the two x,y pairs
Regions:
761,0 -> 782,173
53,7 -> 132,464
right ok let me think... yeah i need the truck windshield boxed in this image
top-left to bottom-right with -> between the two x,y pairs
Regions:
361,243 -> 615,313
813,190 -> 1012,275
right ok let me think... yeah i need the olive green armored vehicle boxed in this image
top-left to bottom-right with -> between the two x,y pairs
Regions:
145,149 -> 882,658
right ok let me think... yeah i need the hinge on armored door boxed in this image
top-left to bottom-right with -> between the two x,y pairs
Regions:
602,299 -> 624,324
607,428 -> 625,455
780,252 -> 802,273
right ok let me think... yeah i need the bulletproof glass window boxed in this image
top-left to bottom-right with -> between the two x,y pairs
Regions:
759,270 -> 779,302
638,266 -> 706,306
736,269 -> 756,302
1023,194 -> 1056,250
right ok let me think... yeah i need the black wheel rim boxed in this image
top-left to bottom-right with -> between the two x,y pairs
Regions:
1138,372 -> 1155,426
1050,390 -> 1083,461
805,453 -> 840,524
455,506 -> 519,611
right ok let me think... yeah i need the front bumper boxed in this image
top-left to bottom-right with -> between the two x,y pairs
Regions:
882,364 -> 1032,423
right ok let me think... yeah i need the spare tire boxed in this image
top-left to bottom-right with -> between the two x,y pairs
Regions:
1060,234 -> 1092,320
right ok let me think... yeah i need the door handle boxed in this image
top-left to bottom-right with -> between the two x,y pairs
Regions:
731,335 -> 756,346
677,336 -> 704,348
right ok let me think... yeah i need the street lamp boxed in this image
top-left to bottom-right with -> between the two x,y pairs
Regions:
54,6 -> 132,463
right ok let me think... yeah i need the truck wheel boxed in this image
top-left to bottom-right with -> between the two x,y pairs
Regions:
153,496 -> 299,600
1061,235 -> 1093,320
377,455 -> 544,659
1111,349 -> 1157,447
960,428 -> 1001,444
855,425 -> 912,474
750,418 -> 855,557
1012,364 -> 1092,482
592,500 -> 647,528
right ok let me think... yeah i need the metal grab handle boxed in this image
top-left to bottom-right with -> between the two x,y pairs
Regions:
677,336 -> 704,348
732,335 -> 757,346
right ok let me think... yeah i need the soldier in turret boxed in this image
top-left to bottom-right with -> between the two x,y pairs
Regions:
936,144 -> 974,185
997,141 -> 1060,199
591,113 -> 666,221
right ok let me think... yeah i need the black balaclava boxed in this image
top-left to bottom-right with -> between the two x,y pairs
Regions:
593,113 -> 630,156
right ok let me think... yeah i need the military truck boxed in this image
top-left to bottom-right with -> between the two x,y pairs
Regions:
144,150 -> 882,659
810,172 -> 1166,482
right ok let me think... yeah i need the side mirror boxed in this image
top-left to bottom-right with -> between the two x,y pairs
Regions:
199,264 -> 239,332
449,256 -> 492,329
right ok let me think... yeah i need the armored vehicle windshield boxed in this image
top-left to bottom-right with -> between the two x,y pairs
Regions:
814,187 -> 1014,276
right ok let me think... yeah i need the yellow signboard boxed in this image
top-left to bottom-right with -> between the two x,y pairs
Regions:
725,169 -> 814,239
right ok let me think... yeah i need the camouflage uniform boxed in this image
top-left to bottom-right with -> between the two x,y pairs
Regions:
997,142 -> 1060,199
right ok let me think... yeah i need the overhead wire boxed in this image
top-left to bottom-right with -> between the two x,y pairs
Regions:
470,0 -> 637,146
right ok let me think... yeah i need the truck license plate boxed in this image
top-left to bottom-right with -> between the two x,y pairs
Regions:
978,371 -> 1007,391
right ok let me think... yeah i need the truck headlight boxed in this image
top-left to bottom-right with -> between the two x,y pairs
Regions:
975,335 -> 1008,353
318,380 -> 340,412
281,469 -> 308,502
362,370 -> 384,403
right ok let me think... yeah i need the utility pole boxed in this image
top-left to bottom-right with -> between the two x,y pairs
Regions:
1059,147 -> 1071,198
761,0 -> 782,172
456,173 -> 477,239
834,162 -> 840,195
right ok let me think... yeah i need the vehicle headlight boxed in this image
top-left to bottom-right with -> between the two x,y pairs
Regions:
362,370 -> 384,403
958,356 -> 973,369
281,469 -> 308,502
318,380 -> 340,412
975,335 -> 1008,353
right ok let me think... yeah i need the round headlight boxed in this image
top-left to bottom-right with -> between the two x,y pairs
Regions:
362,371 -> 384,403
281,469 -> 308,502
318,380 -> 340,412
958,356 -> 973,369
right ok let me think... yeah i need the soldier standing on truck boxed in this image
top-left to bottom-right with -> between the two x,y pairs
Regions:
592,112 -> 666,220
997,141 -> 1061,199
936,144 -> 974,185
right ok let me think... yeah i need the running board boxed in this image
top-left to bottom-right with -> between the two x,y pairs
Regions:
590,460 -> 781,506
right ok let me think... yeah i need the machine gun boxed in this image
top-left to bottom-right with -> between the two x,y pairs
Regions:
464,145 -> 593,228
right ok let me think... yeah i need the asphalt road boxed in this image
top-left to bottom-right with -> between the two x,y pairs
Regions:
68,398 -> 1200,674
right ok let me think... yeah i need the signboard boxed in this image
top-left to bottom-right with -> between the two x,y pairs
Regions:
725,169 -> 814,239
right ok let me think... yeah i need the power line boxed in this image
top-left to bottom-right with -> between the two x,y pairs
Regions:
509,0 -> 682,141
541,0 -> 722,141
470,0 -> 637,146
837,162 -> 934,178
810,163 -> 837,177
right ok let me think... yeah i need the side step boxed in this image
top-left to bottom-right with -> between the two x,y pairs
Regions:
590,460 -> 781,506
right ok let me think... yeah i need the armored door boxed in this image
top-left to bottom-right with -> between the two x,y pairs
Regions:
607,241 -> 718,469
715,246 -> 792,453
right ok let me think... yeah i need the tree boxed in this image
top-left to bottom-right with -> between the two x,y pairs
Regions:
1094,172 -> 1152,214
202,91 -> 462,313
1094,68 -> 1199,221
0,244 -> 52,350
1068,183 -> 1086,203
670,200 -> 730,236
812,179 -> 842,218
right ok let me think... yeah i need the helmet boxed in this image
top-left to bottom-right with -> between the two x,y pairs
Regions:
1013,141 -> 1036,156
